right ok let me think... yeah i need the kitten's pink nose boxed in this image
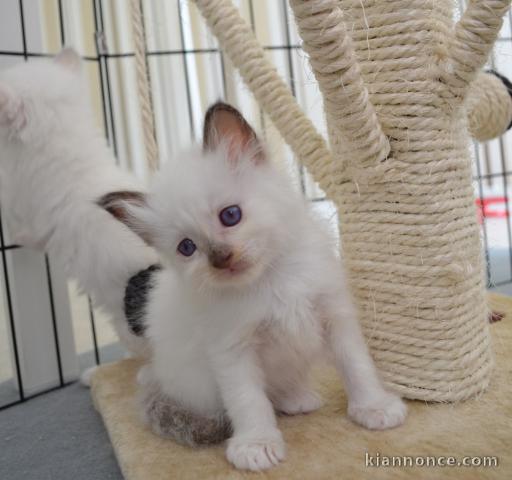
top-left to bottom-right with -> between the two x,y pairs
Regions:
208,244 -> 234,269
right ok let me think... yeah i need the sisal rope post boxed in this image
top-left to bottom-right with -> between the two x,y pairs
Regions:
130,0 -> 159,172
315,0 -> 510,401
193,0 -> 336,196
289,0 -> 390,179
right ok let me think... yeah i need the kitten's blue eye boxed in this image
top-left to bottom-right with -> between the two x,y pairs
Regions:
177,238 -> 196,257
219,205 -> 242,227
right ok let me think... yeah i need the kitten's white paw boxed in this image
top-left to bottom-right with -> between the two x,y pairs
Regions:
348,391 -> 407,430
80,366 -> 98,387
276,389 -> 324,415
226,430 -> 286,471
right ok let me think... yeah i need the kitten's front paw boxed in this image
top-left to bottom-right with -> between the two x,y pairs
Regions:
348,391 -> 407,430
275,389 -> 324,415
226,430 -> 286,471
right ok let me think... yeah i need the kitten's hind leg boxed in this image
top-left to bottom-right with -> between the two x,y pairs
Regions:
139,380 -> 232,447
260,336 -> 323,416
273,384 -> 324,415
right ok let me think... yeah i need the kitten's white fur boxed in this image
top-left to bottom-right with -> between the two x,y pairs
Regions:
0,49 -> 157,357
122,110 -> 407,470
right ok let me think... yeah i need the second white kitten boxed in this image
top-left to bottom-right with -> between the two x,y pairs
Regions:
105,103 -> 407,471
0,50 -> 157,360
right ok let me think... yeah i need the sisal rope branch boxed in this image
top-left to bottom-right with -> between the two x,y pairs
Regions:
444,0 -> 511,103
289,0 -> 390,176
130,0 -> 159,172
193,0 -> 336,196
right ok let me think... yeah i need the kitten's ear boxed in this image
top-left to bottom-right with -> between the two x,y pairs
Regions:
203,101 -> 265,165
98,191 -> 154,245
54,47 -> 82,72
0,83 -> 26,133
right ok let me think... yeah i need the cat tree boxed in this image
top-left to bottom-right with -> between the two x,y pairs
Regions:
193,0 -> 512,402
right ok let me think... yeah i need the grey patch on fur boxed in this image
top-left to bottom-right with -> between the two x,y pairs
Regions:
139,381 -> 232,447
124,264 -> 162,336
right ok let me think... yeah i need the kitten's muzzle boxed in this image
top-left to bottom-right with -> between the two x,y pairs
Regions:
208,244 -> 234,270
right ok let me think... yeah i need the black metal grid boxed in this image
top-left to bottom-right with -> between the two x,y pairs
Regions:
0,0 -> 67,411
0,0 -> 511,412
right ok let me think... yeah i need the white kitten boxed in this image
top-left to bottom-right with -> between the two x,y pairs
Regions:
108,103 -> 407,471
0,49 -> 157,358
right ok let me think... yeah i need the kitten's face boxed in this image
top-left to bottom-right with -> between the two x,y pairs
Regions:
102,102 -> 299,291
147,148 -> 295,290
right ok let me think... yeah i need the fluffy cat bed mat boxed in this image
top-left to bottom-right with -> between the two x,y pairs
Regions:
90,293 -> 512,479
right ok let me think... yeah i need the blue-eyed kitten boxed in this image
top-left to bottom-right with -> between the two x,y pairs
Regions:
105,102 -> 407,471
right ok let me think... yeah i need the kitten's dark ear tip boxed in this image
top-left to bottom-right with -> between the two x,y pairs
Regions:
205,101 -> 240,118
97,191 -> 146,222
202,102 -> 264,167
97,190 -> 154,245
203,101 -> 244,151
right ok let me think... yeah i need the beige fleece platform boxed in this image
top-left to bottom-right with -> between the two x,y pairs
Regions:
90,293 -> 512,479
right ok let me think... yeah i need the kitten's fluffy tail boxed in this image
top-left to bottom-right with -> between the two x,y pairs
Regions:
139,379 -> 232,447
